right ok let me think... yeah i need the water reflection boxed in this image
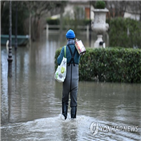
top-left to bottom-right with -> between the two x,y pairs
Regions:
1,32 -> 141,140
78,82 -> 140,125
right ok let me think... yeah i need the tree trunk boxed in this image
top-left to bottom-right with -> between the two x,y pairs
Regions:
29,13 -> 31,46
31,15 -> 41,41
60,4 -> 63,33
31,16 -> 36,41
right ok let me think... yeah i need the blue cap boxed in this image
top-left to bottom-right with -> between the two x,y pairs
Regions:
66,29 -> 75,39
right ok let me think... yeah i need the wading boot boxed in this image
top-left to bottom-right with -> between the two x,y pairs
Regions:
62,103 -> 68,120
71,106 -> 77,119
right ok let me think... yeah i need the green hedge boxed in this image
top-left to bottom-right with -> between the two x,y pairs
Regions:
108,17 -> 141,49
46,18 -> 60,25
55,47 -> 141,83
47,18 -> 91,26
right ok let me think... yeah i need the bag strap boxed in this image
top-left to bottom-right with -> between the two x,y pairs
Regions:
67,45 -> 76,66
64,46 -> 66,58
68,45 -> 76,58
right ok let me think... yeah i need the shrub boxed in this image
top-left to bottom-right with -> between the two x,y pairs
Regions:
55,47 -> 141,83
108,17 -> 141,49
46,18 -> 91,34
46,18 -> 60,25
46,18 -> 91,26
95,1 -> 105,9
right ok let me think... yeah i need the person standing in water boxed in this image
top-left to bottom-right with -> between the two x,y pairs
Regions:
57,29 -> 80,119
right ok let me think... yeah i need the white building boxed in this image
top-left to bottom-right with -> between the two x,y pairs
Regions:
51,1 -> 141,21
51,0 -> 94,20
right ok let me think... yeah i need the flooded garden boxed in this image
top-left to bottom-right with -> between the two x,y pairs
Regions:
1,32 -> 141,141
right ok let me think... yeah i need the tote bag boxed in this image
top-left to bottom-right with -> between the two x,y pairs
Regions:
54,46 -> 67,82
75,39 -> 86,55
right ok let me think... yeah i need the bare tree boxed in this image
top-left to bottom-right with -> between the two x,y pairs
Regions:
24,1 -> 54,41
23,1 -> 67,41
90,1 -> 127,19
59,1 -> 67,36
105,1 -> 141,21
105,1 -> 127,19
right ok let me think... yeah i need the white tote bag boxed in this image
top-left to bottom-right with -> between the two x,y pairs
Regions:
54,46 -> 67,82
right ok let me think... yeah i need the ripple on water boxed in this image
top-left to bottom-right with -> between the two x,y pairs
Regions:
1,115 -> 140,141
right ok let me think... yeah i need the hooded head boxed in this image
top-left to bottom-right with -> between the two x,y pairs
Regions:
66,29 -> 75,39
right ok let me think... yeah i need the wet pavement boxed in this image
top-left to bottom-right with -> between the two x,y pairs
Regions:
1,32 -> 141,141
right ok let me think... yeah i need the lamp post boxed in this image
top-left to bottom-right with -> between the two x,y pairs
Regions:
15,2 -> 18,50
7,1 -> 13,77
89,1 -> 92,47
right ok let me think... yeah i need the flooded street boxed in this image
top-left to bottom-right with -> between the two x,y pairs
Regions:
1,31 -> 141,141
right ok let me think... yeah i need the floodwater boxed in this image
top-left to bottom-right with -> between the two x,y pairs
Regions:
1,31 -> 141,141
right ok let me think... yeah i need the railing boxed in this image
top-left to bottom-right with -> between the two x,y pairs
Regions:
46,24 -> 90,39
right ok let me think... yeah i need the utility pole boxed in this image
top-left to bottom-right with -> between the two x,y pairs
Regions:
7,1 -> 13,77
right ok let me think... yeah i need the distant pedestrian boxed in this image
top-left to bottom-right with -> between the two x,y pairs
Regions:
57,29 -> 80,119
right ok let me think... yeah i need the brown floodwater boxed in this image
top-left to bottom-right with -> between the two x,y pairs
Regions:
1,32 -> 141,141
